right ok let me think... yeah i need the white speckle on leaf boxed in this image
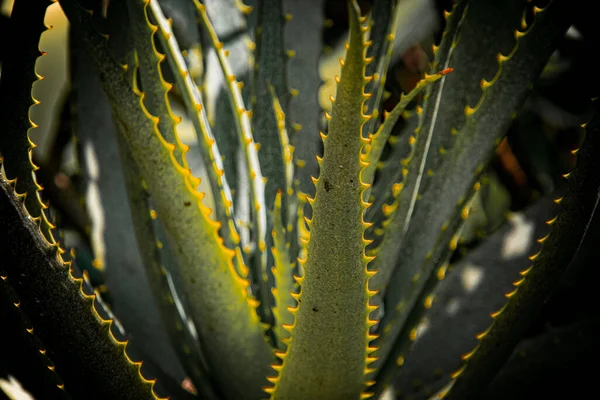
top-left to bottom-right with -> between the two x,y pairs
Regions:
461,264 -> 484,293
501,213 -> 534,260
446,297 -> 461,316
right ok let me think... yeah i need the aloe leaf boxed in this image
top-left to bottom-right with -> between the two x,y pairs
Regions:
0,0 -> 54,242
362,70 -> 451,194
267,3 -> 376,398
115,124 -> 220,400
374,198 -> 558,399
145,0 -> 240,251
283,0 -> 325,196
250,0 -> 292,327
0,170 -> 159,399
252,0 -> 289,211
126,0 -> 186,166
281,0 -> 326,274
194,0 -> 272,326
158,0 -> 201,51
372,0 -> 571,377
365,0 -> 472,298
361,0 -> 396,139
202,0 -> 252,252
70,29 -> 186,385
0,277 -> 69,400
366,109 -> 418,225
60,2 -> 275,398
269,86 -> 295,220
270,190 -> 298,348
439,106 -> 597,400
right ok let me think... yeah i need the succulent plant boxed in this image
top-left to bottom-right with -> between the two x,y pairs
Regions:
1,0 -> 598,399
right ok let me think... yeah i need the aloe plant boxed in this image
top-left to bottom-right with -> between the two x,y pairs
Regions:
0,0 -> 597,399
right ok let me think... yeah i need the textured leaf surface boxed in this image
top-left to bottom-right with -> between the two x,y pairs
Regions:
385,198 -> 557,399
146,0 -> 240,249
269,3 -> 376,398
70,29 -> 186,385
284,0 -> 325,196
195,0 -> 272,328
127,0 -> 186,166
363,70 -> 450,193
252,0 -> 289,212
270,190 -> 297,347
0,277 -> 69,400
372,0 -> 570,375
60,2 -> 275,398
361,0 -> 396,139
0,0 -> 54,241
116,126 -> 219,400
0,171 -> 160,399
441,86 -> 597,400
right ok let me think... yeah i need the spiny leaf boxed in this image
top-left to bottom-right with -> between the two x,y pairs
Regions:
365,109 -> 418,227
145,0 -> 241,251
372,198 -> 558,398
0,0 -> 55,242
194,0 -> 272,329
268,3 -> 376,398
202,0 -> 253,251
270,190 -> 298,348
70,28 -> 186,383
126,0 -> 186,166
252,0 -> 290,213
250,0 -> 292,328
365,0 -> 473,301
361,0 -> 396,139
0,277 -> 69,399
440,98 -> 596,400
116,122 -> 220,400
372,0 -> 570,375
362,69 -> 451,196
0,168 -> 161,399
284,0 -> 325,196
60,2 -> 275,399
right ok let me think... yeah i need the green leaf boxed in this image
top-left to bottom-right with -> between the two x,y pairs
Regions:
202,0 -> 253,246
270,190 -> 298,348
0,277 -> 70,400
0,169 -> 159,399
145,0 -> 241,252
194,0 -> 271,321
116,123 -> 220,400
374,197 -> 558,398
440,92 -> 597,400
365,109 -> 418,226
361,0 -> 396,139
362,70 -> 450,194
371,0 -> 570,376
70,30 -> 186,384
284,0 -> 325,196
127,0 -> 186,166
267,3 -> 376,398
0,0 -> 54,242
60,2 -> 275,399
252,0 -> 290,212
250,0 -> 293,328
